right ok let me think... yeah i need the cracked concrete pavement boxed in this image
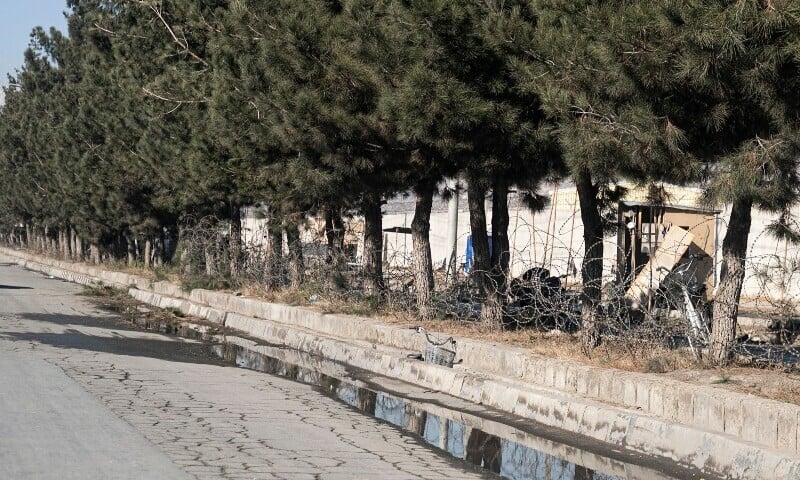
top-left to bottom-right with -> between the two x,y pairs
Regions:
0,263 -> 490,480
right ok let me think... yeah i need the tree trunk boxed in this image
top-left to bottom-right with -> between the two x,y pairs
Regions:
229,206 -> 242,279
111,235 -> 126,262
412,180 -> 436,320
70,227 -> 78,260
467,180 -> 502,329
325,207 -> 345,265
490,177 -> 511,318
472,177 -> 512,330
286,224 -> 305,289
65,228 -> 72,258
575,169 -> 604,351
127,235 -> 136,266
203,243 -> 216,275
144,238 -> 153,269
25,224 -> 32,249
153,234 -> 165,268
58,229 -> 67,259
34,226 -> 43,252
75,234 -> 83,262
176,224 -> 193,275
89,244 -> 101,264
56,229 -> 62,258
710,197 -> 753,365
267,221 -> 284,290
43,226 -> 51,254
362,191 -> 385,296
48,229 -> 57,255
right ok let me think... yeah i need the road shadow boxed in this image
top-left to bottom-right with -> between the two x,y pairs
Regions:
5,312 -> 228,367
0,285 -> 33,290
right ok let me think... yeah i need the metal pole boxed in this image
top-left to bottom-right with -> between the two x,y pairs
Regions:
510,191 -> 520,273
446,179 -> 460,282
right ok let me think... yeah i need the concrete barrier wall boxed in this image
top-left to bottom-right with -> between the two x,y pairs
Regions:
1,247 -> 798,475
225,336 -> 680,480
221,311 -> 798,479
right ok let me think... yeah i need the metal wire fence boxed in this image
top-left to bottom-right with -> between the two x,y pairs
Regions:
5,211 -> 796,368
164,213 -> 800,368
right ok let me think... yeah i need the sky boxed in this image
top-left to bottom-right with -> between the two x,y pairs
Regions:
0,0 -> 69,103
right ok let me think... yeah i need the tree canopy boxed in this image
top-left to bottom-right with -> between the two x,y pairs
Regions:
1,0 -> 799,362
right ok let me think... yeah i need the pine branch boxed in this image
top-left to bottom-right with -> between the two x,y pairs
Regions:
138,0 -> 209,67
141,87 -> 208,113
570,106 -> 640,136
92,23 -> 149,40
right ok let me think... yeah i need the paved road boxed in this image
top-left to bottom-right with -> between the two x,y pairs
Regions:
0,263 -> 487,480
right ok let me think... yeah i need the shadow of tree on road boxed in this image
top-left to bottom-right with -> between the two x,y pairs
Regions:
4,313 -> 228,367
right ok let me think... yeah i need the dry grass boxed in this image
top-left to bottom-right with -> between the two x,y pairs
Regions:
239,284 -> 319,306
54,259 -> 800,407
668,367 -> 800,405
255,299 -> 800,405
115,265 -> 160,279
376,313 -> 702,373
235,283 -> 706,374
232,286 -> 800,406
227,284 -> 771,378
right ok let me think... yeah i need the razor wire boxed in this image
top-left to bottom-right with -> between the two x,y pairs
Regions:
7,211 -> 799,368
140,214 -> 800,367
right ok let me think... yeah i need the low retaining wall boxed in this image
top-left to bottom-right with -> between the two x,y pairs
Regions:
1,247 -> 798,479
224,336 -> 680,480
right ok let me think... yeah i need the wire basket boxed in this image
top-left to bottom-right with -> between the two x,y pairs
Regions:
412,326 -> 457,367
425,344 -> 456,367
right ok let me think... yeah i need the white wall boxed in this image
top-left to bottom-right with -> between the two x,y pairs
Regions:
243,184 -> 800,303
382,185 -> 800,303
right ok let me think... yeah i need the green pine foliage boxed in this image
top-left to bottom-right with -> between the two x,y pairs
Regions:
1,0 -> 799,359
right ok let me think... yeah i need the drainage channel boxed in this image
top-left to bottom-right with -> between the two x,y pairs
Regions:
115,309 -> 721,480
229,340 -> 728,480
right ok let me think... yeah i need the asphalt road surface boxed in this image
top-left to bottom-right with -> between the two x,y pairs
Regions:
0,263 -> 488,480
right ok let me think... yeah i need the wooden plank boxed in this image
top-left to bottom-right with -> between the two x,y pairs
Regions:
626,226 -> 695,306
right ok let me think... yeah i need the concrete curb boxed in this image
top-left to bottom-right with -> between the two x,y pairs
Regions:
2,247 -> 799,479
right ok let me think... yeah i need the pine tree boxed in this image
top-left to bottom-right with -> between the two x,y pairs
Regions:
492,0 -> 701,346
0,30 -> 67,247
212,0 -> 415,296
396,1 -> 558,328
651,0 -> 800,364
90,0 -> 253,269
378,3 -> 493,320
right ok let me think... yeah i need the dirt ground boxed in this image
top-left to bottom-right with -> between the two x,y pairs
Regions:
375,313 -> 800,406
